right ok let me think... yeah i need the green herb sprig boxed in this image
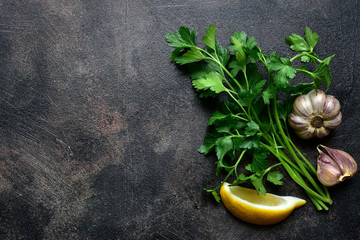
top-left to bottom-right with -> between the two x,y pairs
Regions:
166,25 -> 334,210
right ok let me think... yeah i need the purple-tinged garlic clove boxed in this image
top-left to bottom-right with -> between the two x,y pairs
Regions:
288,113 -> 308,129
313,127 -> 330,139
316,145 -> 357,187
308,89 -> 326,115
317,152 -> 342,187
292,94 -> 314,117
323,95 -> 341,119
322,145 -> 357,180
323,112 -> 342,130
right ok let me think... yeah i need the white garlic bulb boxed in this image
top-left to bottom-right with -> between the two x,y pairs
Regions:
288,89 -> 342,139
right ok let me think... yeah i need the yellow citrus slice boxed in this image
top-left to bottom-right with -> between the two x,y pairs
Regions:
220,182 -> 306,225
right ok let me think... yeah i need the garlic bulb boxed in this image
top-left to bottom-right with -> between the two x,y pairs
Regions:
317,145 -> 357,187
288,89 -> 342,139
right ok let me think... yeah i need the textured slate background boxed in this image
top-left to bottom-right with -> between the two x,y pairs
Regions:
0,0 -> 359,239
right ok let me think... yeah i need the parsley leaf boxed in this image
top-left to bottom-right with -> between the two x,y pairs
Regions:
268,52 -> 296,88
280,82 -> 315,95
197,131 -> 220,155
211,191 -> 221,203
174,47 -> 205,64
170,48 -> 183,62
228,59 -> 243,77
276,99 -> 294,122
214,41 -> 230,66
215,136 -> 234,161
285,32 -> 310,52
165,26 -> 196,48
228,31 -> 259,76
262,86 -> 276,104
251,148 -> 269,172
267,171 -> 284,185
314,55 -> 335,89
251,175 -> 266,195
285,27 -> 319,53
245,121 -> 260,136
192,72 -> 226,94
231,36 -> 247,67
246,64 -> 264,87
231,31 -> 257,52
202,24 -> 216,50
297,54 -> 335,89
208,111 -> 229,126
304,27 -> 319,52
232,173 -> 250,185
238,134 -> 261,150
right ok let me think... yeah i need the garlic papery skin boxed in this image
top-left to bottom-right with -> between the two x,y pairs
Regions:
317,145 -> 357,187
288,89 -> 342,139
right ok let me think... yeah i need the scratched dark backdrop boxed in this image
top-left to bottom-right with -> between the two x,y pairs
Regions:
0,0 -> 359,239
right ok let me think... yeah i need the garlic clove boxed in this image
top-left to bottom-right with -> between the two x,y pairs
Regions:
323,112 -> 342,129
288,113 -> 308,129
293,94 -> 314,117
313,127 -> 330,139
322,145 -> 357,179
317,152 -> 342,187
295,127 -> 316,140
309,89 -> 326,115
323,95 -> 341,119
316,145 -> 357,187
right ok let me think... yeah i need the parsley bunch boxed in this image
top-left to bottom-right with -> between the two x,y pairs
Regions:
166,25 -> 334,210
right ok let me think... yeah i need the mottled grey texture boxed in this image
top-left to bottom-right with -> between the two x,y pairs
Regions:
0,0 -> 359,239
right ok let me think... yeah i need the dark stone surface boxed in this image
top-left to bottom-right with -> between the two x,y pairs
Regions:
0,0 -> 359,239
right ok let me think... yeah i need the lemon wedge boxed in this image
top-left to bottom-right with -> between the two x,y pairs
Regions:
220,182 -> 306,225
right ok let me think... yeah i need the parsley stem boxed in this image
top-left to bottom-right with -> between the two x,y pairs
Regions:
263,140 -> 329,207
286,136 -> 330,199
209,150 -> 247,192
202,56 -> 237,93
266,104 -> 287,150
231,134 -> 245,139
225,89 -> 251,120
231,114 -> 248,122
242,67 -> 249,91
263,163 -> 282,175
251,107 -> 303,174
251,88 -> 329,202
278,156 -> 331,204
221,64 -> 242,90
316,197 -> 329,210
225,104 -> 249,122
290,52 -> 320,63
234,150 -> 247,178
273,97 -> 329,199
309,195 -> 323,211
260,143 -> 302,175
282,124 -> 318,175
287,136 -> 317,175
